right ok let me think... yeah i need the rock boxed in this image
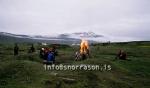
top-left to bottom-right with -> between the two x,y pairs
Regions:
59,77 -> 76,84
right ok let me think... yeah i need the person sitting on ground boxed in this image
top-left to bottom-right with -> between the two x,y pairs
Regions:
75,51 -> 81,61
120,51 -> 127,60
86,49 -> 90,58
116,50 -> 127,60
14,43 -> 19,56
81,53 -> 87,60
47,48 -> 55,64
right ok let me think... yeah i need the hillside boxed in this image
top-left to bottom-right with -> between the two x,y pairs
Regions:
0,42 -> 150,88
0,32 -> 103,44
0,32 -> 81,44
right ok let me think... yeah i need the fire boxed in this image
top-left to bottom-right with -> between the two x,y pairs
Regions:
80,39 -> 89,54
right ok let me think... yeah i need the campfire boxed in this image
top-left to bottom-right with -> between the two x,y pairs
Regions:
80,39 -> 89,54
79,39 -> 90,60
75,39 -> 90,61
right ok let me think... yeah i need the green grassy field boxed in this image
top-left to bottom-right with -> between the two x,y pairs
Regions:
0,42 -> 150,88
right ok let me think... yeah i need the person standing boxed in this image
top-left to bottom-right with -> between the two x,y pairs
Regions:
47,49 -> 55,64
14,43 -> 19,56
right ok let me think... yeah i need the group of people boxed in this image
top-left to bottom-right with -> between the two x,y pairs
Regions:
40,46 -> 58,64
14,44 -> 35,56
14,43 -> 58,64
115,50 -> 127,60
75,49 -> 127,61
14,43 -> 127,65
28,44 -> 35,53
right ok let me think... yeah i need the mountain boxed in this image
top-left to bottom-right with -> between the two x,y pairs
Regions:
0,32 -> 141,44
0,32 -> 80,44
0,31 -> 104,39
0,32 -> 103,44
0,31 -> 106,44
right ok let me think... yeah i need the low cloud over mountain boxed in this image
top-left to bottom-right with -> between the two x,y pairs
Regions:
0,31 -> 141,44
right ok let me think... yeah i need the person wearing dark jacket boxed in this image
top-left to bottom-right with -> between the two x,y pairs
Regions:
30,44 -> 35,53
43,48 -> 49,64
40,48 -> 44,59
14,43 -> 19,56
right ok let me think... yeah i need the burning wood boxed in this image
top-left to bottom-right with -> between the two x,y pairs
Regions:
80,39 -> 89,54
75,39 -> 90,61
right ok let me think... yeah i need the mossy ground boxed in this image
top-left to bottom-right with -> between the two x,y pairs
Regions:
0,42 -> 150,88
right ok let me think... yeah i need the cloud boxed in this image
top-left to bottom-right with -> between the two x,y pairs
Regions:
0,0 -> 150,41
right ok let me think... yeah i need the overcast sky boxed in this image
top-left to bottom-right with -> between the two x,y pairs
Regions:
0,0 -> 150,40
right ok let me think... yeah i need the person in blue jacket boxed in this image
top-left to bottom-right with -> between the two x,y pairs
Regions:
47,49 -> 55,64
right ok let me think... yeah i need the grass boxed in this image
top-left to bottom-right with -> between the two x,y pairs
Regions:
0,42 -> 150,88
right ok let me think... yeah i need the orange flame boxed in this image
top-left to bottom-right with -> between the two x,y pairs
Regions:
80,39 -> 89,54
